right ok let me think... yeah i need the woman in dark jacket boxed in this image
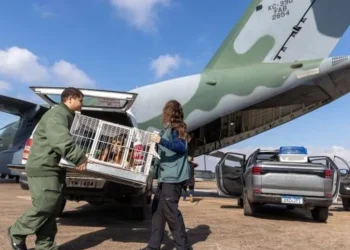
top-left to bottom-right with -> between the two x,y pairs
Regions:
142,100 -> 191,250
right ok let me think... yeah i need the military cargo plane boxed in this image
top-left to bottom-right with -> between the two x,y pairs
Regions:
1,0 -> 350,177
131,0 -> 350,156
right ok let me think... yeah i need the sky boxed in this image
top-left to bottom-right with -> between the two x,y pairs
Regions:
1,0 -> 350,165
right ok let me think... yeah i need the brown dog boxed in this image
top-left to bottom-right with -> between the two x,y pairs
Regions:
99,135 -> 136,170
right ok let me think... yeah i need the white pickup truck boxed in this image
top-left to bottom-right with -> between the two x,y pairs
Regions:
5,86 -> 153,220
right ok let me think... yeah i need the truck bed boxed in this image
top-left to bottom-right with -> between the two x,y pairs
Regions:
253,161 -> 332,197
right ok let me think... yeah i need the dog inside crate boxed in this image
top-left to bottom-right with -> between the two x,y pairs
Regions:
97,132 -> 144,171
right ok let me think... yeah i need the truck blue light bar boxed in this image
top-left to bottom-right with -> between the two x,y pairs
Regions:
279,146 -> 308,155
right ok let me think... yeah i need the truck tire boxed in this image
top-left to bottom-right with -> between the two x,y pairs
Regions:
342,198 -> 350,211
243,193 -> 256,216
311,207 -> 329,222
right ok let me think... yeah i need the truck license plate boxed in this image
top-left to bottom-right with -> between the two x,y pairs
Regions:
67,178 -> 96,188
281,196 -> 303,204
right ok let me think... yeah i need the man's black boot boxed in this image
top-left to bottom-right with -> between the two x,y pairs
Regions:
7,227 -> 27,250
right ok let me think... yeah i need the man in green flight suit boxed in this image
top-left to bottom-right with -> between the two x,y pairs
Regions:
8,87 -> 88,250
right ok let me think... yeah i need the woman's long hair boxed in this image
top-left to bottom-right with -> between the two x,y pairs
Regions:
161,100 -> 187,140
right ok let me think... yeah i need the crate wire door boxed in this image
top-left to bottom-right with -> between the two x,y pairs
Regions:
69,112 -> 155,179
88,119 -> 133,169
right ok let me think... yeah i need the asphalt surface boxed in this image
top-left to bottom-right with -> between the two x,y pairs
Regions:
1,178 -> 350,250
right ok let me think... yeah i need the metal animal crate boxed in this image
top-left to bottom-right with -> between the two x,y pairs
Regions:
59,112 -> 158,185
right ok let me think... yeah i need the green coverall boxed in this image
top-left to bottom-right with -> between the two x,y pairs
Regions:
9,103 -> 86,250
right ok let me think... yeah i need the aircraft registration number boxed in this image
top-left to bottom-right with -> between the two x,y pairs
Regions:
281,196 -> 303,204
66,178 -> 96,188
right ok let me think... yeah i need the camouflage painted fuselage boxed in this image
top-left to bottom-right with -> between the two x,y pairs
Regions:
129,0 -> 350,155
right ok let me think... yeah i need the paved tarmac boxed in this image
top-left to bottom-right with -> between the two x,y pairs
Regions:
1,179 -> 350,250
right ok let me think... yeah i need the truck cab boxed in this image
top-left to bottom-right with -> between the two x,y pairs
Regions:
6,86 -> 153,220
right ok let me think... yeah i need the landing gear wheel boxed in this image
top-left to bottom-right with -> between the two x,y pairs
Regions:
0,174 -> 6,179
15,176 -> 19,183
342,198 -> 350,211
243,192 -> 256,216
311,207 -> 329,222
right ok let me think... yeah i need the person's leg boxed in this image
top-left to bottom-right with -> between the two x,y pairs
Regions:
189,185 -> 194,202
34,217 -> 59,250
10,175 -> 64,250
8,176 -> 36,248
162,183 -> 189,250
35,175 -> 65,250
182,185 -> 188,201
147,183 -> 166,250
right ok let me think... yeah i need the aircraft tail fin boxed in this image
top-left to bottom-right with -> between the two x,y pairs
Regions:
204,0 -> 350,71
